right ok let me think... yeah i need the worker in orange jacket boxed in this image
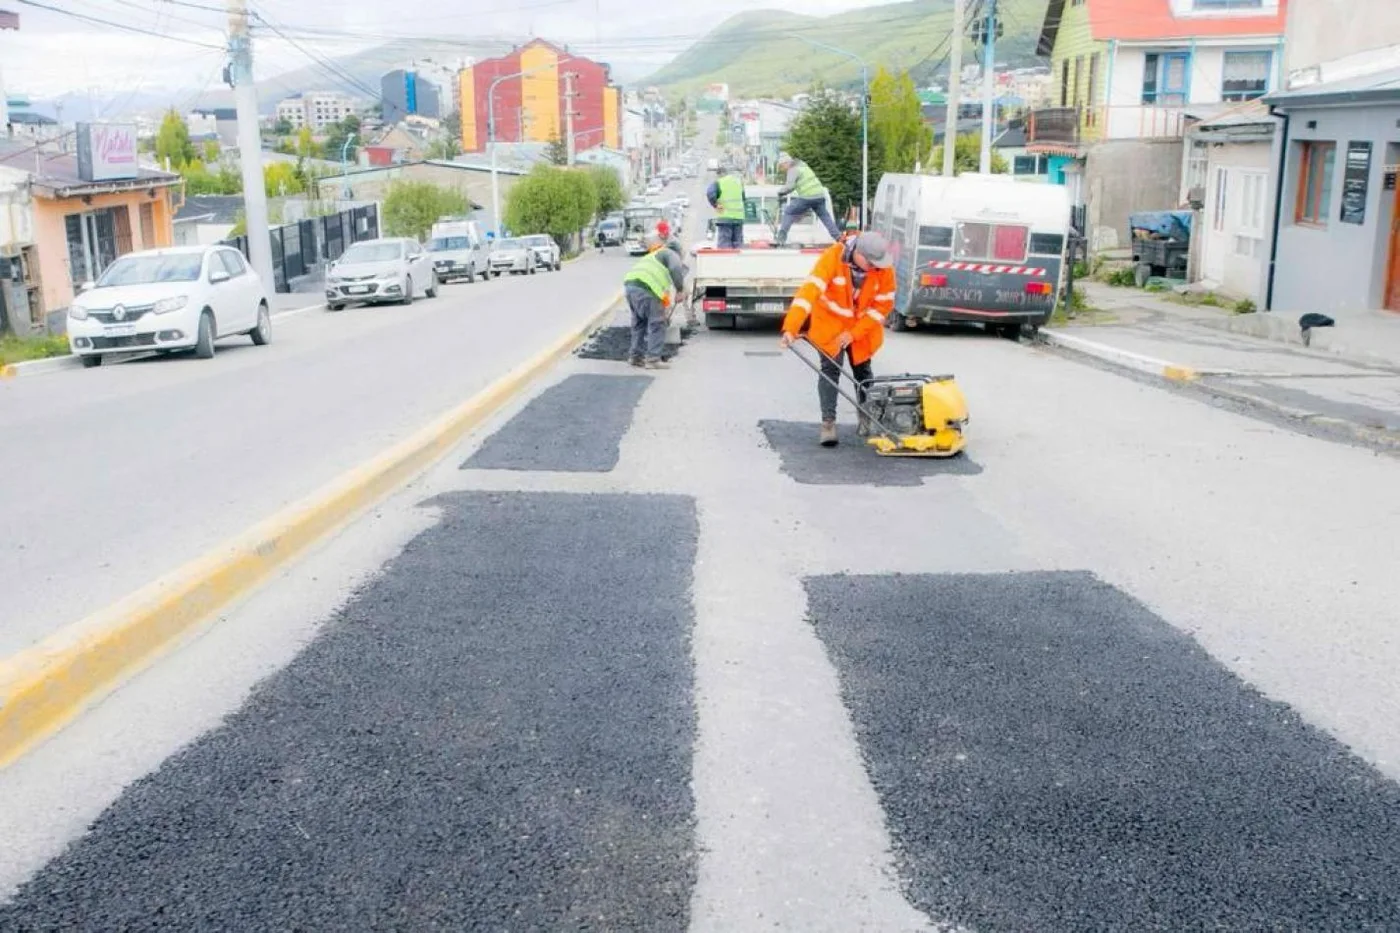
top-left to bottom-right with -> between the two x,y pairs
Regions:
780,232 -> 898,447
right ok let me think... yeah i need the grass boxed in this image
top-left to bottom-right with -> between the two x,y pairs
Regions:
1102,267 -> 1137,288
0,333 -> 69,367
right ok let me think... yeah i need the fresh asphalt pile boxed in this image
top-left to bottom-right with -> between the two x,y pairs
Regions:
0,491 -> 699,931
806,570 -> 1400,931
576,325 -> 694,363
759,420 -> 982,486
464,374 -> 653,473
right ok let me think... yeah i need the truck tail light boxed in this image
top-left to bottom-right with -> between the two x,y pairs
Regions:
702,299 -> 727,311
921,273 -> 948,287
1025,282 -> 1054,296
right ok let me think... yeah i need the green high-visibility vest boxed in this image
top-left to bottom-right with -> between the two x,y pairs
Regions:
624,251 -> 673,298
793,162 -> 825,198
717,175 -> 745,221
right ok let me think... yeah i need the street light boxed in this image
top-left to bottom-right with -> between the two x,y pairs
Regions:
790,34 -> 869,228
488,58 -> 573,237
339,132 -> 357,199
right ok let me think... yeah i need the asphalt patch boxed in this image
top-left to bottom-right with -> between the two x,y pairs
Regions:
577,325 -> 684,362
759,420 -> 982,486
806,571 -> 1400,932
0,492 -> 698,931
463,373 -> 652,472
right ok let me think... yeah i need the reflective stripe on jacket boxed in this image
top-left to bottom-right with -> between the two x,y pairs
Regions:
782,242 -> 897,365
624,251 -> 674,300
716,175 -> 745,221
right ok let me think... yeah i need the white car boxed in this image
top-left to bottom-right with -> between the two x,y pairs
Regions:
325,238 -> 438,310
521,234 -> 562,272
67,245 -> 270,368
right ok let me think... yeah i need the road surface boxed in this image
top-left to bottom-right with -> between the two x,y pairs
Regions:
0,257 -> 626,655
3,281 -> 1400,930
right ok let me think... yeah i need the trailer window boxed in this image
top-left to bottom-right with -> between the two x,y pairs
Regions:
918,225 -> 953,248
1029,232 -> 1065,256
954,222 -> 1030,263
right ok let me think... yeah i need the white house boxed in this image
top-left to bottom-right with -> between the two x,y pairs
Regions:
1191,100 -> 1274,299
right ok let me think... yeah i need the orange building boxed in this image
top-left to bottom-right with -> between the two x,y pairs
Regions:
458,40 -> 621,154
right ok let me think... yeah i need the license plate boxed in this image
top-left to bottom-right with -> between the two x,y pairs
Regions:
756,302 -> 785,312
103,324 -> 137,337
346,286 -> 370,294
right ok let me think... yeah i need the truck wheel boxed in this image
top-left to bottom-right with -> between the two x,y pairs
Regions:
889,313 -> 908,332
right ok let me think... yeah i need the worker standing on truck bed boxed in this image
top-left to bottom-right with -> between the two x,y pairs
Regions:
775,152 -> 842,246
779,232 -> 897,447
706,164 -> 746,249
624,233 -> 687,371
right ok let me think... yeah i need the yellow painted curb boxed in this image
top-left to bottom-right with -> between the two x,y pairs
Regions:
1163,365 -> 1199,383
0,291 -> 622,768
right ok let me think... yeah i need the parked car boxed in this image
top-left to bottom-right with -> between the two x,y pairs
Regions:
596,219 -> 624,247
428,219 -> 489,283
489,238 -> 538,275
325,238 -> 438,310
521,234 -> 562,271
66,245 -> 271,367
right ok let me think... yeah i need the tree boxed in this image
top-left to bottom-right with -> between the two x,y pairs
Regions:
295,126 -> 322,160
155,109 -> 196,170
202,139 -> 221,163
931,132 -> 1009,176
425,134 -> 461,160
264,161 -> 304,198
870,67 -> 933,176
504,164 -> 597,250
382,181 -> 470,240
583,164 -> 625,220
273,117 -> 294,136
783,89 -> 867,220
324,115 -> 361,162
544,134 -> 569,166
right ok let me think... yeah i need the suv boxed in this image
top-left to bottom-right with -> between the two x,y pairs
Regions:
521,235 -> 562,272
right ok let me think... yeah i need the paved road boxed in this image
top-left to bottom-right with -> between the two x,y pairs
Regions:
0,255 -> 634,655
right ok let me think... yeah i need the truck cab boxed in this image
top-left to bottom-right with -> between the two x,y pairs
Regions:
427,219 -> 489,284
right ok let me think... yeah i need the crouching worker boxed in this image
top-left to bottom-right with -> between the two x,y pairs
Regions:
624,232 -> 687,370
779,232 -> 898,446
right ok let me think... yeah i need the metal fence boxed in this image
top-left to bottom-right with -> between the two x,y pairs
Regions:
222,203 -> 380,293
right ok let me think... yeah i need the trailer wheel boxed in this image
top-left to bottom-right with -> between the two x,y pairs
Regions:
889,313 -> 909,332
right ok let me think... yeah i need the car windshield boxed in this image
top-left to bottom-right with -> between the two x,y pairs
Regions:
97,253 -> 204,286
524,237 -> 551,247
340,242 -> 403,263
496,239 -> 523,249
429,237 -> 471,251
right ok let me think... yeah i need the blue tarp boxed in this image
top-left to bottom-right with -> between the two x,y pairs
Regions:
1129,211 -> 1193,241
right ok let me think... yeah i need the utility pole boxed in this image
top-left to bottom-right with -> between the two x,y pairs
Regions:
563,71 -> 578,165
0,9 -> 17,138
942,0 -> 964,176
978,0 -> 998,174
226,0 -> 273,289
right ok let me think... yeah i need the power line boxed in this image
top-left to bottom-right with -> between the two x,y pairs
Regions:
14,0 -> 224,48
249,8 -> 384,102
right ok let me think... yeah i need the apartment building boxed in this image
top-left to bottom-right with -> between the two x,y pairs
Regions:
275,91 -> 357,132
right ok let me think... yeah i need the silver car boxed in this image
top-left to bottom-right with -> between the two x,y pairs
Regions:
489,238 -> 538,275
521,235 -> 562,272
325,238 -> 438,310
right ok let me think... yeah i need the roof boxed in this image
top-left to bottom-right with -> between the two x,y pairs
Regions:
1195,98 -> 1274,129
9,111 -> 57,126
1265,65 -> 1400,108
316,158 -> 526,182
174,195 -> 244,224
0,138 -> 181,197
1040,0 -> 1285,53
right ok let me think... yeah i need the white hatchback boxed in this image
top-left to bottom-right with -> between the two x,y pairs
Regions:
67,245 -> 271,368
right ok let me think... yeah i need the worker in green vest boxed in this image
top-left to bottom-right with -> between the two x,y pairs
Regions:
623,233 -> 687,370
775,151 -> 842,246
706,164 -> 746,248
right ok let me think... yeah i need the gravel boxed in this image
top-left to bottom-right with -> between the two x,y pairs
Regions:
0,491 -> 699,932
759,420 -> 983,486
805,570 -> 1400,931
463,374 -> 652,473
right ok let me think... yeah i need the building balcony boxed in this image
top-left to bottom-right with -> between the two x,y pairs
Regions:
1028,104 -> 1189,153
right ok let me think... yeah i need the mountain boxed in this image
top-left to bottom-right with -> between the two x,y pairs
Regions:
645,0 -> 1049,98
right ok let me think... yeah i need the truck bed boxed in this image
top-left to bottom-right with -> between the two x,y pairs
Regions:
691,246 -> 828,322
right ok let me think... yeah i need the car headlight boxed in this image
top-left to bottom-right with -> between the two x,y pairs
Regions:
69,304 -> 89,321
153,296 -> 188,315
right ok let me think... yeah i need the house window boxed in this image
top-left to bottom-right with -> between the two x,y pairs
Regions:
1234,170 -> 1268,258
1194,0 -> 1262,8
1295,140 -> 1336,226
1222,50 -> 1272,101
1086,53 -> 1100,126
1212,166 -> 1229,232
63,207 -> 130,287
1073,56 -> 1083,107
1143,52 -> 1190,106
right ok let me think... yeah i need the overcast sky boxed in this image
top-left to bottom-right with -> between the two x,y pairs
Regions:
1,0 -> 891,101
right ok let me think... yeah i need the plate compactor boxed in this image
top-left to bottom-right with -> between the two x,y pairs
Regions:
787,337 -> 969,458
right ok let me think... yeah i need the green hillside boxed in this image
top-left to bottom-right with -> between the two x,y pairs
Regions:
646,0 -> 1049,99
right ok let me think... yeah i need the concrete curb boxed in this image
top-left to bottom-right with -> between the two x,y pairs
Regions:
1037,328 -> 1400,453
0,355 -> 80,380
0,291 -> 623,768
1038,329 -> 1200,382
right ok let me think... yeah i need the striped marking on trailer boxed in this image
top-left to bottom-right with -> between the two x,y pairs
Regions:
927,261 -> 1047,276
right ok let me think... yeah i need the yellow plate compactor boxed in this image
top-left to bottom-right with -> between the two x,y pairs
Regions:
788,338 -> 969,458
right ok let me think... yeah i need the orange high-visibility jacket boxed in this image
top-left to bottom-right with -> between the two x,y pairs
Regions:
782,242 -> 898,365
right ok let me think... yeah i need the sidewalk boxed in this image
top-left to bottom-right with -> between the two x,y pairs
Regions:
1042,282 -> 1400,450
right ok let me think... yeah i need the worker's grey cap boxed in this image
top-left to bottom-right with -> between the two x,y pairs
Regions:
853,231 -> 894,268
777,151 -> 794,164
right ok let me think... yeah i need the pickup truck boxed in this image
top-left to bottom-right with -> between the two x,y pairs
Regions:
691,185 -> 837,329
